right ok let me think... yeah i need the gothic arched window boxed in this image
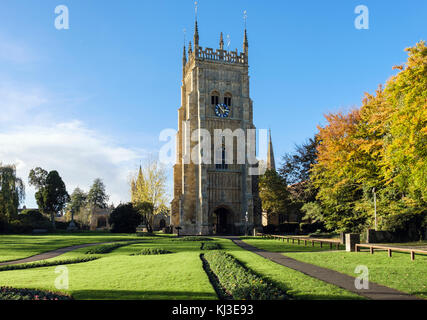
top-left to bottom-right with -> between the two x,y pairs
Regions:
211,91 -> 219,105
216,137 -> 228,170
224,92 -> 232,106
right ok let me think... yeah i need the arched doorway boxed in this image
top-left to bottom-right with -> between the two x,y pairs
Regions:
213,207 -> 232,235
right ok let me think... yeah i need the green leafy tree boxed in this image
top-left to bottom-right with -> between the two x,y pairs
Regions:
311,41 -> 427,233
279,137 -> 319,222
259,169 -> 290,221
87,179 -> 109,209
0,164 -> 25,229
66,187 -> 87,222
134,201 -> 154,232
29,169 -> 70,228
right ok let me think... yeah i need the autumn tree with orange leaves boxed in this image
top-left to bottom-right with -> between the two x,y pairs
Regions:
310,41 -> 426,234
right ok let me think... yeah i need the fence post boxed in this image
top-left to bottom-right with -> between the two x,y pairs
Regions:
345,233 -> 360,252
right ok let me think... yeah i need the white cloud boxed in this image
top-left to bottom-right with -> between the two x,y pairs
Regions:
0,81 -> 148,207
0,120 -> 147,207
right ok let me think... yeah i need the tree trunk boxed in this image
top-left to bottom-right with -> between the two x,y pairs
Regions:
51,212 -> 56,229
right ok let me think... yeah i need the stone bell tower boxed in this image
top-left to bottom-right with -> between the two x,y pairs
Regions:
171,19 -> 261,235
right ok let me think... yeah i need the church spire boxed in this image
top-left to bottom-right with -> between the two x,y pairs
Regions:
243,10 -> 248,54
182,44 -> 187,77
267,129 -> 276,171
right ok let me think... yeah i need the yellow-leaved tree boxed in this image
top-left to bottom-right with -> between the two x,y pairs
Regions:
130,160 -> 169,232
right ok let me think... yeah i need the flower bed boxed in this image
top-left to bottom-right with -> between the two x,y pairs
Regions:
0,287 -> 72,300
203,251 -> 286,300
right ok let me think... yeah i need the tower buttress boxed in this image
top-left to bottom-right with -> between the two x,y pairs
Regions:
219,32 -> 224,50
243,29 -> 249,54
194,21 -> 199,48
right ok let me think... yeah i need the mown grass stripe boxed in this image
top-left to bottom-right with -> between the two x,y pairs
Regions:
0,256 -> 99,272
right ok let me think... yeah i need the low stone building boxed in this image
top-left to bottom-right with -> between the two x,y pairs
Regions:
89,207 -> 112,231
152,212 -> 171,231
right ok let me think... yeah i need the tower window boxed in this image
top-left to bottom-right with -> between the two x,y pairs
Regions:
211,91 -> 219,105
216,139 -> 228,170
224,93 -> 232,106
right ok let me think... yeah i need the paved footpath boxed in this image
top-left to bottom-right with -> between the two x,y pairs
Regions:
230,237 -> 422,300
0,242 -> 113,266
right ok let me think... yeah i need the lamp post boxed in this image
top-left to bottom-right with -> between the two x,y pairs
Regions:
372,187 -> 377,230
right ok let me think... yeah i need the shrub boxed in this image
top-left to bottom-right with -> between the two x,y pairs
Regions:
382,209 -> 427,241
278,222 -> 300,234
7,220 -> 33,234
201,242 -> 221,250
131,248 -> 171,255
0,287 -> 73,300
84,241 -> 138,254
109,203 -> 141,233
0,256 -> 99,272
54,221 -> 69,230
175,236 -> 213,241
262,224 -> 277,234
300,221 -> 326,234
203,251 -> 286,300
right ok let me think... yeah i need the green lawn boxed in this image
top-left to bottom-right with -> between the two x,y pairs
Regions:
0,232 -> 143,263
243,238 -> 427,299
0,234 -> 363,300
0,237 -> 216,300
215,238 -> 362,300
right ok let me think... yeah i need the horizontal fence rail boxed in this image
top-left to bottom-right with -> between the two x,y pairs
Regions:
257,233 -> 341,250
355,244 -> 427,261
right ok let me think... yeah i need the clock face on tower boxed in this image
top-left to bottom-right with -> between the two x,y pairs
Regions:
215,103 -> 230,118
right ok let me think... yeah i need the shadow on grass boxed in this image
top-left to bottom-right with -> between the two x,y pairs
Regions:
70,289 -> 361,300
71,289 -> 218,300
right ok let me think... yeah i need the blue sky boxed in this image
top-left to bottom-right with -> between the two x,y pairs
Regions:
0,0 -> 426,207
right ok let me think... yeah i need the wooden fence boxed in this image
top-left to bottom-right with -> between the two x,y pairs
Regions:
257,233 -> 342,250
355,243 -> 427,261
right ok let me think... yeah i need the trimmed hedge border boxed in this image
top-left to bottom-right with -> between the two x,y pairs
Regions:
0,287 -> 72,300
85,241 -> 141,254
0,256 -> 99,272
203,251 -> 287,300
200,254 -> 231,300
131,248 -> 172,255
174,236 -> 213,242
201,242 -> 221,250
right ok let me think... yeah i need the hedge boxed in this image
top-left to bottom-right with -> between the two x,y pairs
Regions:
131,248 -> 171,255
0,257 -> 99,272
84,241 -> 140,254
201,242 -> 221,250
174,236 -> 213,241
203,251 -> 286,300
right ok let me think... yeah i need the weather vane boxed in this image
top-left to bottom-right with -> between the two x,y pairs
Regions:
243,10 -> 247,29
